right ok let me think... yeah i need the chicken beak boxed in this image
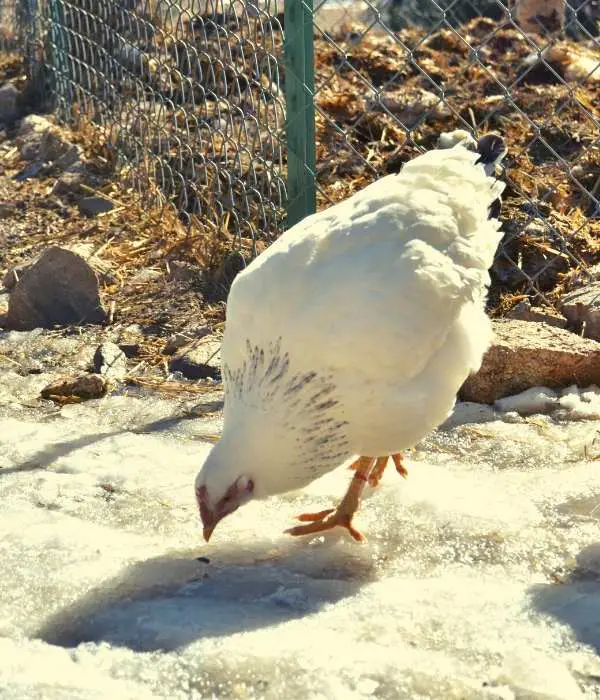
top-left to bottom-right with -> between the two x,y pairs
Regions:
200,505 -> 226,542
203,522 -> 216,542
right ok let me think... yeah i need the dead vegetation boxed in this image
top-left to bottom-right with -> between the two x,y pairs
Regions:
313,18 -> 600,311
0,12 -> 599,369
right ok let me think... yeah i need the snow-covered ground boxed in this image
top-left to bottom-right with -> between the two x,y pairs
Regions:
2,331 -> 600,699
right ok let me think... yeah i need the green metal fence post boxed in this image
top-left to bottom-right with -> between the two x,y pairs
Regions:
284,0 -> 316,229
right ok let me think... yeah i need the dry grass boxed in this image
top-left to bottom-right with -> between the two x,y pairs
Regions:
312,18 -> 600,311
1,13 -> 599,377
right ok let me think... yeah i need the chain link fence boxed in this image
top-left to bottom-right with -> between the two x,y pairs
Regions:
0,0 -> 21,51
0,0 -> 599,311
23,0 -> 288,252
310,0 -> 600,311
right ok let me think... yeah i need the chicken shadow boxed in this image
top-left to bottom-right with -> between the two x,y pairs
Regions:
529,542 -> 600,654
36,540 -> 374,652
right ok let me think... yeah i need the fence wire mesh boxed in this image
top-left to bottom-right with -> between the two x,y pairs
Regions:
0,0 -> 599,313
30,0 -> 288,250
311,0 -> 600,311
0,0 -> 21,51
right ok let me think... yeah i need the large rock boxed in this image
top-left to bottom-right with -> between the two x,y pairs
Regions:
6,247 -> 108,330
3,243 -> 115,291
560,282 -> 600,340
461,319 -> 600,403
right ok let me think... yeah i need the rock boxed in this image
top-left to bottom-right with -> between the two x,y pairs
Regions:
52,164 -> 88,197
93,342 -> 127,380
14,116 -> 82,181
6,246 -> 109,330
507,299 -> 567,329
13,161 -> 44,181
168,337 -> 221,380
167,260 -> 205,286
0,84 -> 20,126
129,267 -> 162,285
461,319 -> 600,403
41,374 -> 108,404
162,326 -> 211,355
19,119 -> 77,164
4,243 -> 116,292
560,282 -> 600,340
19,114 -> 52,138
78,195 -> 115,217
494,387 -> 559,416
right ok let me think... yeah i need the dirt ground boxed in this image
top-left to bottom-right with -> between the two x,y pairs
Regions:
0,15 -> 599,379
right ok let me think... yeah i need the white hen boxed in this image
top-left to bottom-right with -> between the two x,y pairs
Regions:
195,130 -> 507,542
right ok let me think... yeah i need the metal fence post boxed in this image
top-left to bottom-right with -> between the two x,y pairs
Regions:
284,0 -> 316,228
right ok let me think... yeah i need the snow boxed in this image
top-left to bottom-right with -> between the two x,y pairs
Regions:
2,349 -> 600,698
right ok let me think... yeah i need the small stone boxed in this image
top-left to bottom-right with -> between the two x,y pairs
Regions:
78,195 -> 115,217
52,164 -> 88,197
0,84 -> 20,125
500,411 -> 524,424
13,161 -> 44,181
129,268 -> 162,285
461,319 -> 600,403
18,117 -> 77,165
168,337 -> 221,380
93,342 -> 127,380
560,281 -> 600,340
6,246 -> 108,330
41,374 -> 108,403
50,143 -> 82,172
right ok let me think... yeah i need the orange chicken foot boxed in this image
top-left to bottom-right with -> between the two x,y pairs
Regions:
286,456 -> 376,541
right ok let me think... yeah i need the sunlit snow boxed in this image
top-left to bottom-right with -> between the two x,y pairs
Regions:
1,330 -> 600,699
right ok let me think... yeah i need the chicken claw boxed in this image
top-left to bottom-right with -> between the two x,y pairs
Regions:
286,456 -> 375,541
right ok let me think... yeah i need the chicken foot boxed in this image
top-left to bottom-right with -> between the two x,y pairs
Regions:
286,456 -> 376,541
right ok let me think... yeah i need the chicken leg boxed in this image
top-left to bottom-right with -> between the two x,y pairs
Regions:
362,453 -> 407,487
286,456 -> 375,541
